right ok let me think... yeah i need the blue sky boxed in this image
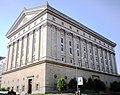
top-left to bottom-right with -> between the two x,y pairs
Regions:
0,0 -> 120,74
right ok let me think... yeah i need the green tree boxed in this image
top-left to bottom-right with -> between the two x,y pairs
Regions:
109,81 -> 120,92
57,77 -> 66,92
94,79 -> 106,92
87,78 -> 95,91
68,78 -> 77,91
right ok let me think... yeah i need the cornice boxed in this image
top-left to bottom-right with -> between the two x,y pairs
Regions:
2,59 -> 119,78
47,5 -> 116,47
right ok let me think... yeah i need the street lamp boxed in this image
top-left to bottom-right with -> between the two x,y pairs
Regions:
76,57 -> 84,92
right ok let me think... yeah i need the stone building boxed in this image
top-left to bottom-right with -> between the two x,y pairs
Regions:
2,3 -> 120,94
0,57 -> 6,87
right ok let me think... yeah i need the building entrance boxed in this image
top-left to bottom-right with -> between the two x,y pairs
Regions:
28,79 -> 32,94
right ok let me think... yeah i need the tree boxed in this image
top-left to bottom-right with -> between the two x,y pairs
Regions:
109,81 -> 120,92
94,79 -> 106,92
87,78 -> 95,91
68,78 -> 77,91
57,77 -> 67,92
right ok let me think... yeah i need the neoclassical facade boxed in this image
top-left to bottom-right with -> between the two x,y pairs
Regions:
2,3 -> 119,94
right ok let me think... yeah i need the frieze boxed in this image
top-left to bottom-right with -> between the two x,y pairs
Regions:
24,35 -> 27,38
29,31 -> 33,35
35,27 -> 39,31
41,22 -> 47,28
56,26 -> 61,31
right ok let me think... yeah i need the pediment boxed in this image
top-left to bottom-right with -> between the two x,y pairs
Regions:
6,5 -> 46,37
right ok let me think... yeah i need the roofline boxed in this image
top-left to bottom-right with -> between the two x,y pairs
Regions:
6,3 -> 116,47
47,5 -> 116,47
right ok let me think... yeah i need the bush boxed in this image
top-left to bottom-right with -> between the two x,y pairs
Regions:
0,87 -> 9,91
68,78 -> 77,91
57,77 -> 67,92
94,79 -> 106,92
109,81 -> 120,92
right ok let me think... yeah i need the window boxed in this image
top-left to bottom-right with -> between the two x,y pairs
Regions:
83,33 -> 85,36
69,41 -> 71,46
36,84 -> 39,90
52,17 -> 55,21
90,55 -> 92,60
77,44 -> 79,49
77,30 -> 79,32
62,57 -> 64,61
61,45 -> 63,51
69,26 -> 72,29
61,38 -> 63,43
77,50 -> 79,56
89,36 -> 91,39
61,22 -> 64,25
70,48 -> 72,54
16,86 -> 19,92
90,49 -> 92,53
84,53 -> 86,58
70,59 -> 72,63
22,85 -> 25,91
96,57 -> 98,62
94,38 -> 96,41
84,47 -> 86,51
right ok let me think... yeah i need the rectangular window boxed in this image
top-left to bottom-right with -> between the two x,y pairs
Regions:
22,85 -> 25,91
36,84 -> 39,90
84,53 -> 86,58
84,47 -> 86,51
90,49 -> 92,53
70,59 -> 72,63
77,44 -> 79,49
16,86 -> 19,92
90,55 -> 92,60
69,41 -> 71,46
61,38 -> 63,43
61,45 -> 63,51
77,50 -> 79,56
70,48 -> 72,54
96,57 -> 98,62
62,57 -> 64,61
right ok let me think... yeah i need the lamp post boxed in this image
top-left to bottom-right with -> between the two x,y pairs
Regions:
76,57 -> 84,93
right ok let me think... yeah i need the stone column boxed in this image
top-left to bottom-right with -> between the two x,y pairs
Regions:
40,23 -> 47,59
56,27 -> 61,61
65,32 -> 69,63
29,31 -> 33,63
86,41 -> 89,68
38,26 -> 41,60
5,45 -> 10,71
12,41 -> 17,68
22,35 -> 27,65
19,38 -> 23,67
113,54 -> 117,74
35,28 -> 39,61
7,44 -> 13,70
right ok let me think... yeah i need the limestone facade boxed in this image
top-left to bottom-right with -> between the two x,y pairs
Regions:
2,3 -> 119,94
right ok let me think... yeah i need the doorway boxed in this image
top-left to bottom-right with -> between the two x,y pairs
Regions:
28,79 -> 32,94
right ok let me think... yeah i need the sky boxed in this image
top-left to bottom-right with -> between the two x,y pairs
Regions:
0,0 -> 120,74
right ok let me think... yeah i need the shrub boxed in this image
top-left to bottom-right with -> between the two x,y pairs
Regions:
109,81 -> 120,92
68,78 -> 77,91
57,77 -> 67,92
